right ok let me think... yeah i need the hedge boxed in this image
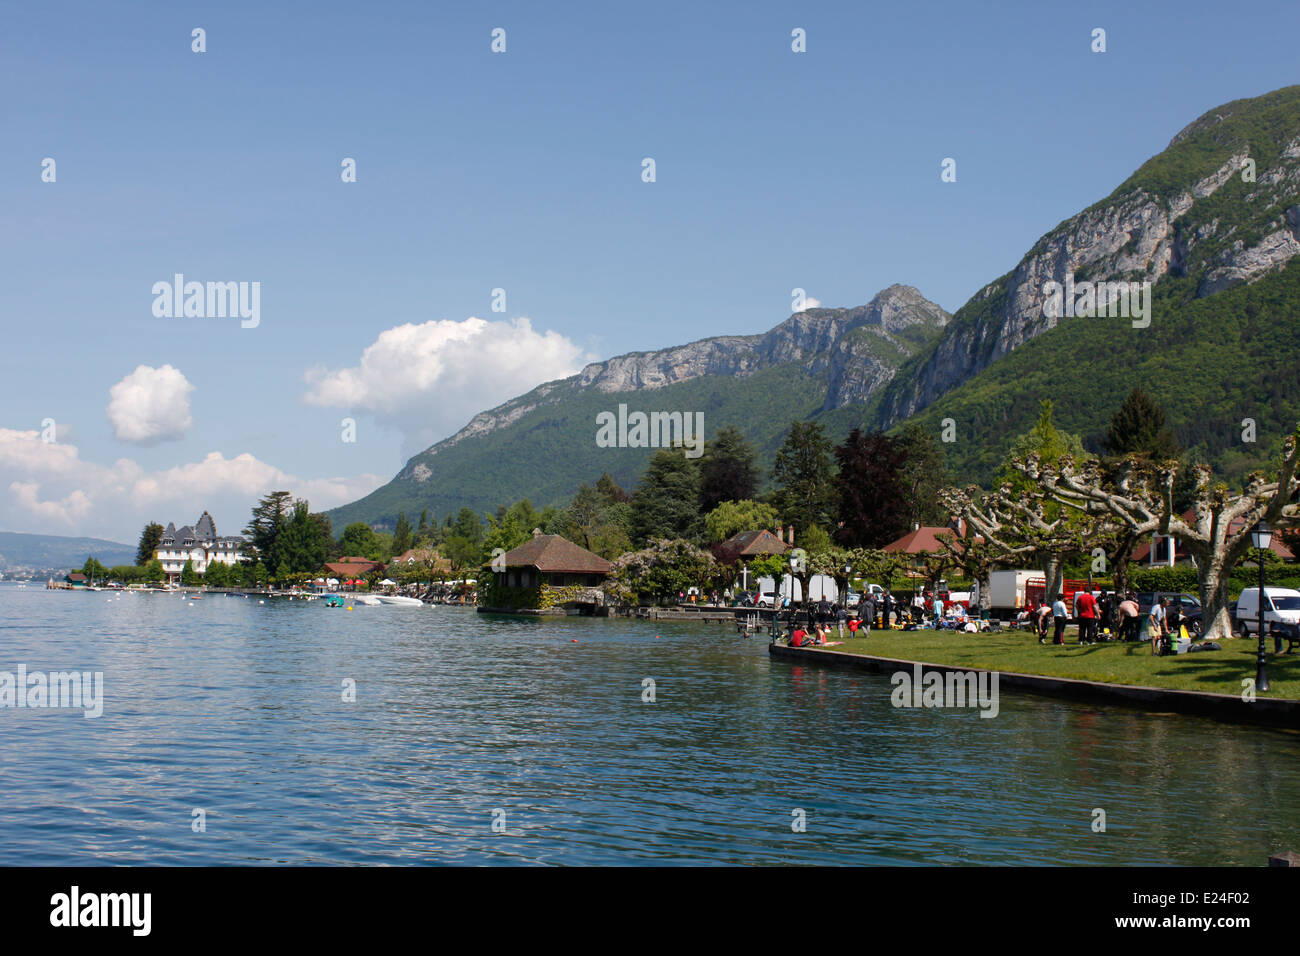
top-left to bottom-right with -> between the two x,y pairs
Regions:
1129,565 -> 1300,598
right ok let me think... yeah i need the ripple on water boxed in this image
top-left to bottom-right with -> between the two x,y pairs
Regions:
0,588 -> 1298,865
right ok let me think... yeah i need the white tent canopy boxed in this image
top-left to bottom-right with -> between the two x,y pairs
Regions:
379,578 -> 397,586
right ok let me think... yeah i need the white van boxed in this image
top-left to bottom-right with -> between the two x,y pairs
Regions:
1235,587 -> 1300,634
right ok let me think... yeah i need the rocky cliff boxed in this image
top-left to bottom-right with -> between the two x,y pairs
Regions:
405,283 -> 949,476
874,86 -> 1300,425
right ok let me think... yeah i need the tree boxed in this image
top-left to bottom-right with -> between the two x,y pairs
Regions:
143,558 -> 165,585
244,491 -> 294,571
392,512 -> 413,556
81,556 -> 108,582
940,481 -> 1089,603
996,400 -> 1088,493
834,429 -> 909,548
136,522 -> 164,566
1016,427 -> 1300,640
798,525 -> 832,553
595,472 -> 631,503
484,499 -> 548,557
772,421 -> 835,538
699,426 -> 760,512
605,539 -> 716,605
339,522 -> 379,558
631,449 -> 703,544
704,499 -> 781,544
895,422 -> 948,530
417,509 -> 429,534
180,559 -> 199,587
550,483 -> 633,558
1104,387 -> 1182,459
279,501 -> 332,573
444,535 -> 484,575
452,508 -> 485,548
204,561 -> 229,587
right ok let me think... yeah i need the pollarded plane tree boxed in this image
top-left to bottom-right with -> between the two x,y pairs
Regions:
1012,454 -> 1160,599
939,480 -> 1092,604
1017,426 -> 1300,640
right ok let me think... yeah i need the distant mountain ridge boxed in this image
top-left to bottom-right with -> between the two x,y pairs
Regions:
327,285 -> 950,527
330,85 -> 1300,528
0,531 -> 135,571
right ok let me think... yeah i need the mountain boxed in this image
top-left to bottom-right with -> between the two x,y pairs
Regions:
0,531 -> 136,571
332,85 -> 1300,527
870,88 -> 1300,415
327,285 -> 950,527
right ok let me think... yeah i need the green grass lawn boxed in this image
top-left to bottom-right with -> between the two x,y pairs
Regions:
821,625 -> 1300,700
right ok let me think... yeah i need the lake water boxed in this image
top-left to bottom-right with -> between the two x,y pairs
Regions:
1,584 -> 1297,865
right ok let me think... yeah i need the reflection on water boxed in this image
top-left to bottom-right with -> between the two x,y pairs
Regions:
0,587 -> 1296,865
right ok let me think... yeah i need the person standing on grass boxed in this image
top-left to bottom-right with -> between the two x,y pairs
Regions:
1077,589 -> 1098,644
1148,598 -> 1166,654
835,602 -> 847,639
1118,593 -> 1140,641
1051,594 -> 1069,645
860,592 -> 876,638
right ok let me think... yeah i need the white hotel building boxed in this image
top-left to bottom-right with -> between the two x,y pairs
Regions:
156,511 -> 246,584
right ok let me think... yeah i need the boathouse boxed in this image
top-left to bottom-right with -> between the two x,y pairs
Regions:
480,532 -> 611,614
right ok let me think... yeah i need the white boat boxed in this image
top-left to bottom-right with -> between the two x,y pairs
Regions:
373,595 -> 424,606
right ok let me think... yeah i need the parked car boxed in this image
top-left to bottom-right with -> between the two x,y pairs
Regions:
1136,591 -> 1204,638
1234,587 -> 1300,635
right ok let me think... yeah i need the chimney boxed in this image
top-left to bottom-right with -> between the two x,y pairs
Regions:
787,526 -> 794,545
532,527 -> 542,538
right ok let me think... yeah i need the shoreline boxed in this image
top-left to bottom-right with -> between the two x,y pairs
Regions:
768,643 -> 1300,730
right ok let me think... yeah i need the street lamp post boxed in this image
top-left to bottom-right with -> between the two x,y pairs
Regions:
1252,520 -> 1272,693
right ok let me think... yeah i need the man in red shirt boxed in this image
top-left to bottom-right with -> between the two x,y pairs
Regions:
1077,590 -> 1098,644
790,627 -> 808,647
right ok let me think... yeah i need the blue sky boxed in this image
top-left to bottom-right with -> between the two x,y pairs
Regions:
3,0 -> 1299,542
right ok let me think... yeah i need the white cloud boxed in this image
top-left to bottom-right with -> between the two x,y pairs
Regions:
303,316 -> 591,453
0,428 -> 383,542
106,364 -> 195,444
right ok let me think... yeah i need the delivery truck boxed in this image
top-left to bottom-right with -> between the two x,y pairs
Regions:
987,570 -> 1042,618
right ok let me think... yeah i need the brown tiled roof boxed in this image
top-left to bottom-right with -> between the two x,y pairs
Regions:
882,526 -> 979,555
325,559 -> 382,577
498,534 -> 611,574
717,529 -> 789,561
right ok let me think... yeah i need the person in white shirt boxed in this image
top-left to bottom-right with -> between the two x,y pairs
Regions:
1051,596 -> 1069,645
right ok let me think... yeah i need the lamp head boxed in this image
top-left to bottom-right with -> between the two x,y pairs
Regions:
1252,520 -> 1273,551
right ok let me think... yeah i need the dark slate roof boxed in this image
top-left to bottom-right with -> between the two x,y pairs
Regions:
159,514 -> 243,547
195,511 -> 216,538
499,534 -> 612,574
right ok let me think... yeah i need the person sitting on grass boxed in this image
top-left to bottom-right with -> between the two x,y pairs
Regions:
790,626 -> 808,647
